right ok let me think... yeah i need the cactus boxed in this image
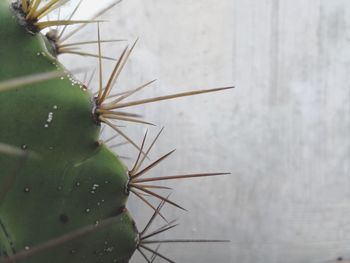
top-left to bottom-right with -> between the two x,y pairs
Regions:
0,1 -> 232,262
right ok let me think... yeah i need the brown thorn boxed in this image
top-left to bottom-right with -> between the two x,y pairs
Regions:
28,0 -> 35,10
57,0 -> 84,40
140,197 -> 168,236
59,0 -> 123,42
130,183 -> 172,190
137,247 -> 151,263
98,44 -> 129,104
141,224 -> 178,241
35,20 -> 106,30
96,22 -> 103,101
103,89 -> 131,99
129,189 -> 168,222
98,110 -> 143,118
132,185 -> 186,211
58,47 -> 80,53
133,172 -> 231,184
103,86 -> 235,110
109,39 -> 139,98
132,149 -> 176,179
109,141 -> 129,149
60,50 -> 116,61
55,6 -> 61,30
103,134 -> 118,144
82,70 -> 88,84
102,114 -> 156,126
104,87 -> 149,101
33,0 -> 60,18
130,131 -> 148,175
102,79 -> 156,107
143,239 -> 231,244
39,0 -> 70,19
87,68 -> 96,87
26,0 -> 42,20
59,39 -> 126,48
135,191 -> 152,198
150,245 -> 161,263
22,0 -> 28,12
139,245 -> 175,263
99,126 -> 106,137
148,219 -> 178,238
100,38 -> 138,104
134,127 -> 164,174
100,117 -> 148,155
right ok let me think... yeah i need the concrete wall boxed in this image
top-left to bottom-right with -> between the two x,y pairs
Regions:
60,0 -> 350,262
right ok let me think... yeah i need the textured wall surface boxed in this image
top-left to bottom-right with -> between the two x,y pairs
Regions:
60,0 -> 350,262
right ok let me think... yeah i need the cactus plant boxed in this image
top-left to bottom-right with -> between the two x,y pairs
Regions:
0,1 -> 232,262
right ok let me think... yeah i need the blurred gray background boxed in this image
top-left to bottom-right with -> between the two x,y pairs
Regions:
58,0 -> 350,262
